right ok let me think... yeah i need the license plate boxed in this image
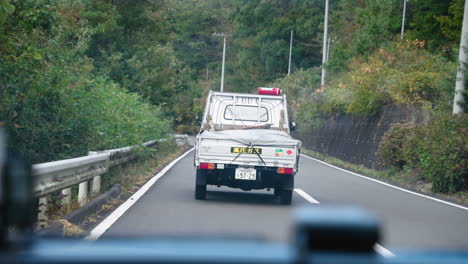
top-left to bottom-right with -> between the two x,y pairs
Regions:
231,146 -> 262,154
235,168 -> 256,180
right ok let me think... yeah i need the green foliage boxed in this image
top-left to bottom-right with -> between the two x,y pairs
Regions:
84,0 -> 200,126
80,0 -> 120,33
270,68 -> 324,131
296,95 -> 325,132
227,0 -> 324,90
328,0 -> 462,71
377,123 -> 415,168
0,0 -> 87,162
124,44 -> 179,105
416,114 -> 468,192
0,0 -> 170,163
170,0 -> 229,80
378,115 -> 468,193
405,0 -> 452,51
436,0 -> 465,42
85,77 -> 171,150
351,0 -> 401,53
0,0 -> 14,25
271,68 -> 321,118
400,125 -> 427,172
176,124 -> 199,135
328,0 -> 401,71
323,41 -> 456,115
275,40 -> 456,136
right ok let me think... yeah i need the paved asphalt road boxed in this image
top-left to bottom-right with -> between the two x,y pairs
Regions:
99,149 -> 468,251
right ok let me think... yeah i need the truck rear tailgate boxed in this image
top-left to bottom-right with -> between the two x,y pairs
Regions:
196,129 -> 301,168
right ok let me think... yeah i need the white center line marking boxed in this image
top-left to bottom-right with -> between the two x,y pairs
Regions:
294,188 -> 320,204
85,148 -> 195,241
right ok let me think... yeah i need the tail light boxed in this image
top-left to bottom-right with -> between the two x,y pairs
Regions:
258,87 -> 282,96
277,167 -> 294,174
200,163 -> 215,169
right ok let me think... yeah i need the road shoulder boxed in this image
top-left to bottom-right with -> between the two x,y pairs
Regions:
301,149 -> 468,210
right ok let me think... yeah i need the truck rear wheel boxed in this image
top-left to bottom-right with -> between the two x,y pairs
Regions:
279,189 -> 292,205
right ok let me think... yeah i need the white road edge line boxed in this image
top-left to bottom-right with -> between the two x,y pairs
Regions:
294,188 -> 319,204
85,147 -> 195,241
294,186 -> 394,257
300,154 -> 468,212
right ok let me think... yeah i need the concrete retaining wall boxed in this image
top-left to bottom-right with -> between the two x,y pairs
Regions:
294,104 -> 430,170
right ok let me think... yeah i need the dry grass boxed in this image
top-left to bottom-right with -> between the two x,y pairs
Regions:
115,145 -> 187,196
55,219 -> 85,237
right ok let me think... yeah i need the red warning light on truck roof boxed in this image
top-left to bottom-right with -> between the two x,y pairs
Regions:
258,87 -> 282,96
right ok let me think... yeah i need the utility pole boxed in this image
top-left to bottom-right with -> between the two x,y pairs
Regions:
326,37 -> 331,62
401,0 -> 408,40
288,30 -> 293,76
213,33 -> 228,92
321,0 -> 329,87
453,0 -> 468,114
221,35 -> 226,92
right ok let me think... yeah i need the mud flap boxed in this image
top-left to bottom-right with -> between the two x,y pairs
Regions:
281,173 -> 295,190
196,169 -> 207,185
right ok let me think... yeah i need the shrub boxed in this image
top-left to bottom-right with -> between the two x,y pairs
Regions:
324,41 -> 456,116
377,123 -> 414,168
176,124 -> 199,135
86,77 -> 171,150
378,114 -> 467,193
400,125 -> 426,172
417,114 -> 467,192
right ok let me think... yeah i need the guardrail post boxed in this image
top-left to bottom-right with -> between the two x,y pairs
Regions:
37,197 -> 48,229
89,151 -> 103,195
61,187 -> 71,207
78,181 -> 88,206
92,175 -> 101,195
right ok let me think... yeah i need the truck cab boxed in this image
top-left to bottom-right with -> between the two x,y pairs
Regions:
194,88 -> 301,204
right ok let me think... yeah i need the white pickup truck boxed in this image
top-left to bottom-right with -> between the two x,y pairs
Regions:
194,89 -> 301,204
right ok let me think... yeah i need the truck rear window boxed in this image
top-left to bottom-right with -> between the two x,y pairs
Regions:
224,105 -> 269,122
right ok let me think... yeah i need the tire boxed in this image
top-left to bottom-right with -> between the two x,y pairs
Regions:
279,189 -> 292,205
195,184 -> 206,200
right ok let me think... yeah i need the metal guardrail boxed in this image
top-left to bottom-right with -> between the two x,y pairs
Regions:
33,135 -> 190,228
33,152 -> 110,197
88,140 -> 159,168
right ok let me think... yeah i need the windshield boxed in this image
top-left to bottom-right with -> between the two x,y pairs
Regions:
1,0 -> 467,256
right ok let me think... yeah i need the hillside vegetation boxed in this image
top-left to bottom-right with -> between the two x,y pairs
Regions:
270,0 -> 467,193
